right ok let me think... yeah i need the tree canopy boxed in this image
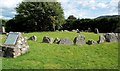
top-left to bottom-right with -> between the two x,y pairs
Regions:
6,2 -> 65,32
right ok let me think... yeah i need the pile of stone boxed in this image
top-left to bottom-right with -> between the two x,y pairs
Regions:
1,32 -> 29,58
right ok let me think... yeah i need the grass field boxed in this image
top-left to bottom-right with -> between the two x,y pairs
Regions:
1,31 -> 118,69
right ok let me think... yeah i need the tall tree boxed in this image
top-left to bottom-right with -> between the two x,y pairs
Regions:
6,2 -> 65,32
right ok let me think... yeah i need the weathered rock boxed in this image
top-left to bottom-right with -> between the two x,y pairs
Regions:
97,35 -> 105,43
72,30 -> 76,32
59,38 -> 73,45
43,36 -> 54,44
1,32 -> 29,58
54,38 -> 60,44
87,39 -> 97,45
73,35 -> 85,45
64,30 -> 69,32
114,33 -> 120,41
104,33 -> 118,42
28,36 -> 37,41
0,49 -> 3,57
94,28 -> 99,34
76,29 -> 80,33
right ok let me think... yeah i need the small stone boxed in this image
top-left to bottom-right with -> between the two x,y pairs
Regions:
28,36 -> 37,41
54,38 -> 60,44
87,39 -> 97,45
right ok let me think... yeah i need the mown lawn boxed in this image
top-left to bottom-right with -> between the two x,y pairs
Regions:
0,31 -> 118,69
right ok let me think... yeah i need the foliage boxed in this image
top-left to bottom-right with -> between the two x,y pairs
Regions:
5,2 -> 65,32
62,15 -> 120,33
0,19 -> 8,26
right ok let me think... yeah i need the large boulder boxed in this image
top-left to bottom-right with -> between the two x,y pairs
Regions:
97,35 -> 105,43
104,33 -> 118,42
73,35 -> 85,45
28,36 -> 37,41
59,38 -> 73,45
53,38 -> 60,44
42,36 -> 54,44
87,39 -> 97,45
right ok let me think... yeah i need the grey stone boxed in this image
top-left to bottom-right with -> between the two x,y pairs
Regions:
97,35 -> 105,43
28,36 -> 37,41
76,29 -> 80,33
59,38 -> 73,45
104,33 -> 118,42
87,39 -> 97,45
72,30 -> 76,32
43,36 -> 54,44
73,35 -> 86,45
54,38 -> 60,44
64,30 -> 69,32
94,28 -> 99,34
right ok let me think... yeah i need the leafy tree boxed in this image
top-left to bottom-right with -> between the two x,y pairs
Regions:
62,15 -> 77,31
6,2 -> 65,32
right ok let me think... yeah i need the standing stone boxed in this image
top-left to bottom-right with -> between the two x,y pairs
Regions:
87,39 -> 97,45
73,35 -> 85,45
76,29 -> 80,33
0,26 -> 6,34
54,38 -> 60,44
42,36 -> 54,44
97,35 -> 105,43
94,28 -> 99,34
28,36 -> 37,41
104,33 -> 118,42
88,28 -> 91,32
59,38 -> 73,45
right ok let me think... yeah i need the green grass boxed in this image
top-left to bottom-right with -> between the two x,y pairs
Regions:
1,31 -> 118,69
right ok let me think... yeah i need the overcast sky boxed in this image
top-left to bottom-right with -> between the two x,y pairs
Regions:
0,0 -> 119,20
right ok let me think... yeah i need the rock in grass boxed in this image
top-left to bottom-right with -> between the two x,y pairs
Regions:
104,33 -> 118,42
97,35 -> 105,43
94,28 -> 99,34
73,35 -> 86,45
42,36 -> 54,44
54,38 -> 60,44
87,39 -> 97,45
59,38 -> 73,45
28,36 -> 37,41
